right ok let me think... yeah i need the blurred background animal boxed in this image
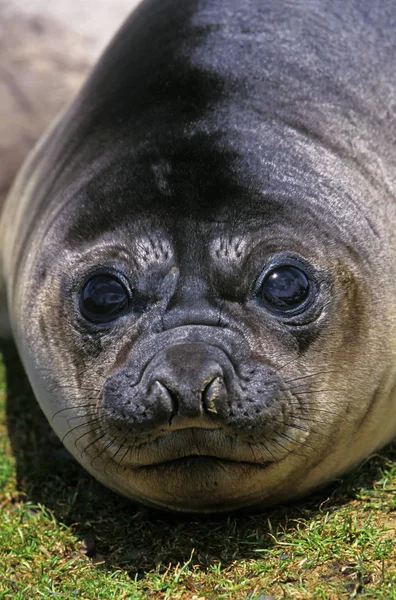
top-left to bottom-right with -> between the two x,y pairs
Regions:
0,0 -> 139,206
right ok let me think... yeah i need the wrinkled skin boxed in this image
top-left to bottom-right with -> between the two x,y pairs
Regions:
2,0 -> 396,512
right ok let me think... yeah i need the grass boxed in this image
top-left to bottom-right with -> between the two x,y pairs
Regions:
1,340 -> 396,599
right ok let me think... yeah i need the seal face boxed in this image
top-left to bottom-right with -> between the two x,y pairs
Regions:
3,0 -> 396,512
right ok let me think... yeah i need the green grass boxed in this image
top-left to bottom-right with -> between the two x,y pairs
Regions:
1,340 -> 396,599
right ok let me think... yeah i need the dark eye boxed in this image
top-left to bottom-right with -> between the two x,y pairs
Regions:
256,265 -> 311,311
79,273 -> 130,323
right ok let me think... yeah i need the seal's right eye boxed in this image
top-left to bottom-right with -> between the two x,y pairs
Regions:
79,273 -> 130,323
254,264 -> 313,315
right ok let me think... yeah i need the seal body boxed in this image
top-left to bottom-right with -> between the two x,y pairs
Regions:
2,0 -> 396,512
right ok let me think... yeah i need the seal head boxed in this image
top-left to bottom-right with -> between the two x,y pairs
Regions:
3,0 -> 396,512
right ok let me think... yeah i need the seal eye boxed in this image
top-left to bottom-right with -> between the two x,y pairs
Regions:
80,274 -> 130,322
257,265 -> 310,311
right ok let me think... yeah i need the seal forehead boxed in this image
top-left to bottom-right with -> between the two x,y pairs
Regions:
13,0 -> 392,266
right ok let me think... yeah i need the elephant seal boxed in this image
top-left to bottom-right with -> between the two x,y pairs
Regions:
2,0 -> 396,513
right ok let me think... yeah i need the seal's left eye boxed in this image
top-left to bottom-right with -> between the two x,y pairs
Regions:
256,265 -> 311,312
80,274 -> 130,323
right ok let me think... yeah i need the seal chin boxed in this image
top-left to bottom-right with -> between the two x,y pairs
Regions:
120,455 -> 278,513
78,427 -> 289,512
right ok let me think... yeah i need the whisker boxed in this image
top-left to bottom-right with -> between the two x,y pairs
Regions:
90,370 -> 108,383
286,414 -> 348,426
249,440 -> 277,463
51,385 -> 102,392
283,370 -> 340,384
52,403 -> 98,421
279,388 -> 347,398
277,406 -> 356,425
90,434 -> 121,470
102,437 -> 129,474
267,421 -> 334,442
66,411 -> 98,425
291,388 -> 347,395
274,356 -> 300,374
116,444 -> 132,473
62,418 -> 102,443
81,431 -> 109,458
276,401 -> 353,418
70,425 -> 104,451
276,431 -> 314,451
267,436 -> 307,459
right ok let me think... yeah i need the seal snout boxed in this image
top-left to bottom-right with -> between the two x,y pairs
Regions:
100,340 -> 239,432
146,343 -> 228,426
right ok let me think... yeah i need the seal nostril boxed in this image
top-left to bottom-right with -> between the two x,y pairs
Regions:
152,380 -> 178,424
152,380 -> 171,400
202,376 -> 224,414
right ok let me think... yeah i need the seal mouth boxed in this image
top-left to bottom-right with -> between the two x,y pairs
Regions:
136,454 -> 274,470
113,427 -> 288,469
125,455 -> 280,514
